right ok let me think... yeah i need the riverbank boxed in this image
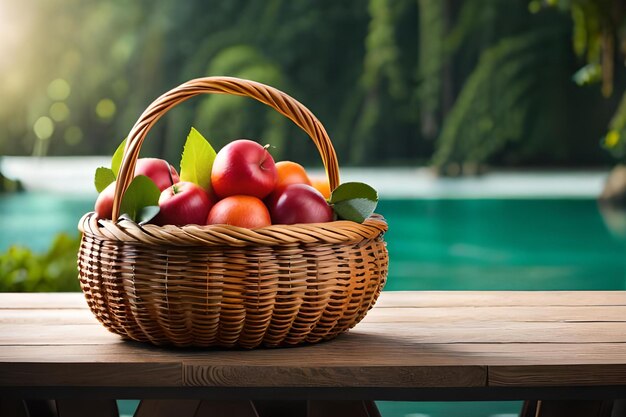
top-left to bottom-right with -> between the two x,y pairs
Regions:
0,156 -> 609,199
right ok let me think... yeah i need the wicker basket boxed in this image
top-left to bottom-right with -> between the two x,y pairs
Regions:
77,76 -> 388,348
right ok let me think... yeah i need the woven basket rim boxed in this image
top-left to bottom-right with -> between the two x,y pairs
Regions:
79,211 -> 388,247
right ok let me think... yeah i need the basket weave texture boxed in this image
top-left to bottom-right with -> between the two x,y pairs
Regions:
77,76 -> 389,348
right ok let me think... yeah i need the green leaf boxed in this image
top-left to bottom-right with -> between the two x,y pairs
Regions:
111,138 -> 127,178
333,199 -> 378,223
118,175 -> 161,223
329,182 -> 378,223
94,167 -> 115,193
137,205 -> 160,225
179,127 -> 216,190
572,64 -> 602,86
330,182 -> 378,204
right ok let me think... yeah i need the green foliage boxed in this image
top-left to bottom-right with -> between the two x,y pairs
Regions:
363,0 -> 404,97
0,233 -> 81,292
434,29 -> 564,168
416,0 -> 444,139
193,44 -> 289,158
538,0 -> 625,95
535,0 -> 626,160
351,0 -> 414,165
0,170 -> 23,193
572,63 -> 602,86
0,0 -> 621,169
602,92 -> 626,158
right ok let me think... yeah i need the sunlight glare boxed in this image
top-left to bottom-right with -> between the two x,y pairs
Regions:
0,1 -> 30,63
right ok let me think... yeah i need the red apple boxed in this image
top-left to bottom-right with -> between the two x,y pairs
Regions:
153,181 -> 212,226
94,181 -> 116,219
211,139 -> 277,199
94,157 -> 179,220
266,184 -> 333,225
135,158 -> 180,191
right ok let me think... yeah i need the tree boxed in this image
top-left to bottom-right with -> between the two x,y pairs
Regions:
535,0 -> 626,160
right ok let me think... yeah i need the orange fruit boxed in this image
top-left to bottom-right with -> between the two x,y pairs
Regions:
275,161 -> 311,189
310,176 -> 331,199
206,195 -> 271,228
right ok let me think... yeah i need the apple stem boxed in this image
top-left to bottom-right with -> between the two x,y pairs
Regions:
260,144 -> 271,170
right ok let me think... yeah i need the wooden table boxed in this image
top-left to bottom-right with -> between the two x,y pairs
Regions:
1,291 -> 626,417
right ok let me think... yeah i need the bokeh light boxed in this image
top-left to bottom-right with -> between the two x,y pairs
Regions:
47,79 -> 71,101
95,98 -> 116,120
33,116 -> 54,140
49,102 -> 70,122
64,126 -> 83,145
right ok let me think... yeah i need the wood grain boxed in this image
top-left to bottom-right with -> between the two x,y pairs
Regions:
4,305 -> 626,326
0,293 -> 88,309
0,324 -> 119,345
1,292 -> 626,391
362,305 -> 626,323
4,322 -> 626,346
2,343 -> 626,366
490,364 -> 626,387
373,291 -> 626,308
0,362 -> 182,387
2,291 -> 625,310
0,309 -> 97,324
183,364 -> 486,388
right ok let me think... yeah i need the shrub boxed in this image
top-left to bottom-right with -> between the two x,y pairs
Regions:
0,233 -> 81,292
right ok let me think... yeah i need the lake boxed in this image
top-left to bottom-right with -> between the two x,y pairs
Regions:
1,193 -> 624,290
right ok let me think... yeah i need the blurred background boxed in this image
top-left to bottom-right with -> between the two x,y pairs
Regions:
1,0 -> 625,167
3,0 -> 626,301
1,1 -> 626,415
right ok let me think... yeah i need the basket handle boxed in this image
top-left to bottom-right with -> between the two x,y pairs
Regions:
112,76 -> 340,220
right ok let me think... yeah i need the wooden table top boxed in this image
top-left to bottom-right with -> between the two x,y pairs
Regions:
1,291 -> 626,399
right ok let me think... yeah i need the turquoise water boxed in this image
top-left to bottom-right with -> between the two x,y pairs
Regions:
1,194 -> 625,290
2,194 -> 624,417
379,198 -> 626,290
0,193 -> 93,252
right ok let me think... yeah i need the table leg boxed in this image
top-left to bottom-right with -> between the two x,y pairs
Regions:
612,400 -> 626,417
0,399 -> 29,417
23,400 -> 57,417
251,400 -> 380,417
135,400 -> 380,417
521,400 -> 614,417
135,400 -> 260,417
134,400 -> 202,417
195,400 -> 259,417
252,400 -> 306,417
521,400 -> 539,417
307,400 -> 381,417
55,399 -> 118,417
